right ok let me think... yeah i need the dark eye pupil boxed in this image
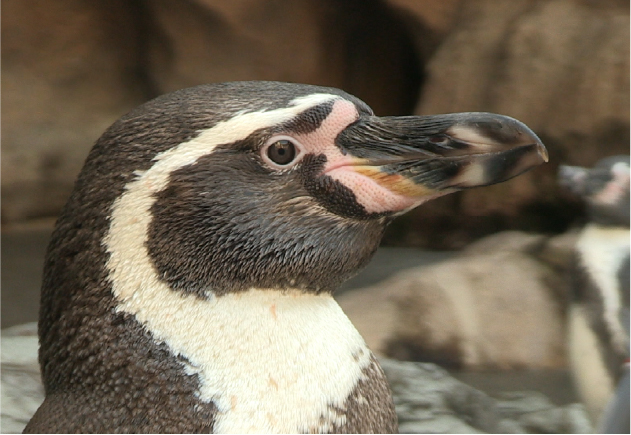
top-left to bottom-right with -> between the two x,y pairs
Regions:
267,140 -> 296,165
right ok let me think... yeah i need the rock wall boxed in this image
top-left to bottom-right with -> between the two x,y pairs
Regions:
2,0 -> 628,247
2,0 -> 150,222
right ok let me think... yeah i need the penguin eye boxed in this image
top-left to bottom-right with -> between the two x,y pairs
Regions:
262,136 -> 304,169
267,140 -> 296,165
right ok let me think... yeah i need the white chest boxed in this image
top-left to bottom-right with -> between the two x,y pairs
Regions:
577,225 -> 629,295
114,288 -> 372,433
576,224 -> 630,350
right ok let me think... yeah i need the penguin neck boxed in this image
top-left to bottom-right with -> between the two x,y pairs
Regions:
577,224 -> 630,266
113,286 -> 373,433
576,224 -> 630,300
576,223 -> 630,355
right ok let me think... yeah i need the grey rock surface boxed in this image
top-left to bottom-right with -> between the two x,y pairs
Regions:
380,358 -> 593,434
1,323 -> 43,434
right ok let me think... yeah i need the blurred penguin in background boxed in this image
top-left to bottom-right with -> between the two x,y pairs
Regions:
559,156 -> 630,433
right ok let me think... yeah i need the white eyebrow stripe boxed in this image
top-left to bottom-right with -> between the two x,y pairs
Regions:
145,93 -> 341,192
290,93 -> 340,107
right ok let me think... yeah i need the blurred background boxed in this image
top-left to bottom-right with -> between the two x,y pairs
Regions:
1,0 -> 629,432
3,0 -> 629,242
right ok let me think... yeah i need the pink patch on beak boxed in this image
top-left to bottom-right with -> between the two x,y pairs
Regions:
292,100 -> 434,214
324,166 -> 421,213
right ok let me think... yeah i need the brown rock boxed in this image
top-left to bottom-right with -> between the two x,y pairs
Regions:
4,0 -> 627,249
1,0 -> 150,223
385,0 -> 462,59
338,231 -> 572,369
418,0 -> 629,156
143,0 -> 422,116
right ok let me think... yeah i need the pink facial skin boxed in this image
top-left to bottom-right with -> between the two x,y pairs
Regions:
261,100 -> 435,215
593,163 -> 631,207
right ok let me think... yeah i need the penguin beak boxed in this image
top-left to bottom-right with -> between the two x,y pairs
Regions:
332,112 -> 548,210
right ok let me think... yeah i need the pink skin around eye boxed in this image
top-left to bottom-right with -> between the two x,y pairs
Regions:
591,164 -> 630,206
594,179 -> 629,206
291,100 -> 421,214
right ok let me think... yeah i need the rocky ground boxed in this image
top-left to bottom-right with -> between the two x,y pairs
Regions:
382,359 -> 592,434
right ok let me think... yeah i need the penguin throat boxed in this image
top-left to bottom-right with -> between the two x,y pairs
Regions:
576,224 -> 630,355
110,287 -> 373,433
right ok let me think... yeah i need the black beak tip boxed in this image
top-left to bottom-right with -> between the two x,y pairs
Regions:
450,112 -> 548,162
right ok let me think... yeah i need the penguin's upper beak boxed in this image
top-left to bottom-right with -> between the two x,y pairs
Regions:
327,112 -> 548,213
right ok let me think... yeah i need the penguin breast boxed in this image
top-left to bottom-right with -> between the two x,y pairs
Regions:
120,288 -> 373,433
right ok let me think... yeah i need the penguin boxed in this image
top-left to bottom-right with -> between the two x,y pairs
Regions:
24,81 -> 547,433
558,156 -> 630,432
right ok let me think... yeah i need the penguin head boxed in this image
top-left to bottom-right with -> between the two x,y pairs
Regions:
559,156 -> 630,226
57,81 -> 548,300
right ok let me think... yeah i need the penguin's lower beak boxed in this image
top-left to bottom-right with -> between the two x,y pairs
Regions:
328,112 -> 548,214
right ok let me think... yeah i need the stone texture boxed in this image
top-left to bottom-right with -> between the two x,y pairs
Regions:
380,358 -> 593,434
144,0 -> 422,115
385,0 -> 462,60
337,231 -> 578,369
0,323 -> 43,434
418,0 -> 629,155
